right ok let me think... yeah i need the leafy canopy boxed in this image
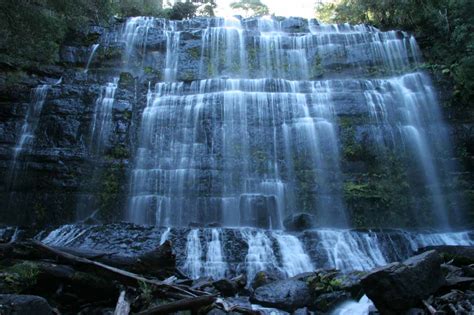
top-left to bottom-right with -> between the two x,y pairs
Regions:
230,0 -> 270,17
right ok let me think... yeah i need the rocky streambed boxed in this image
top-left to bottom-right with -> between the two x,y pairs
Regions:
1,226 -> 474,315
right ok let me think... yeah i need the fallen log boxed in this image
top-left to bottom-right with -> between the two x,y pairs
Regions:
53,241 -> 176,279
422,299 -> 437,315
28,240 -> 209,298
136,296 -> 216,315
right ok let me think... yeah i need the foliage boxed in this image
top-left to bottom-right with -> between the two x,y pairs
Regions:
0,0 -> 114,67
0,262 -> 39,293
307,271 -> 343,294
315,0 -> 474,109
117,0 -> 164,17
230,0 -> 269,17
167,1 -> 199,20
0,0 -> 215,69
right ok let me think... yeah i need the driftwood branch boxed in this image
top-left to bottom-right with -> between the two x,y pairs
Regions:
114,291 -> 130,315
422,299 -> 437,315
136,296 -> 216,315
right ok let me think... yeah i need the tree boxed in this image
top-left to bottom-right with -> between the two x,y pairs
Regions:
230,0 -> 269,17
192,0 -> 217,17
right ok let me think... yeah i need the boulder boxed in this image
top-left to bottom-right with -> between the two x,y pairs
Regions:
251,271 -> 283,290
212,278 -> 238,297
361,250 -> 445,314
283,213 -> 315,231
250,279 -> 311,312
417,245 -> 474,266
0,294 -> 53,315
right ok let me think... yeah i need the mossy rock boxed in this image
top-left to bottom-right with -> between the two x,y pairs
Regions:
0,262 -> 39,293
119,72 -> 134,87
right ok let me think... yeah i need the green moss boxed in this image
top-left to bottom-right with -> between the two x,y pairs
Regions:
0,262 -> 39,293
139,280 -> 154,304
344,156 -> 417,228
339,121 -> 376,162
311,55 -> 324,79
186,46 -> 201,59
98,46 -> 122,61
107,145 -> 130,159
123,110 -> 132,121
98,160 -> 127,222
4,71 -> 28,88
251,149 -> 269,175
180,71 -> 196,82
119,72 -> 134,86
307,271 -> 342,295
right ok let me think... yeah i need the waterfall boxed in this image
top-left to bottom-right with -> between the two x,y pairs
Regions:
90,78 -> 119,155
121,17 -> 156,69
182,229 -> 228,279
313,230 -> 389,271
163,21 -> 180,82
8,84 -> 49,188
203,229 -> 227,279
33,16 -> 470,282
182,229 -> 203,279
84,44 -> 100,73
273,232 -> 313,277
124,16 -> 457,229
363,72 -> 456,228
41,225 -> 474,279
241,229 -> 280,283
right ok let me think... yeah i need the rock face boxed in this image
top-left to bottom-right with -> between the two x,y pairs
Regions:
283,213 -> 315,231
0,294 -> 53,315
250,279 -> 311,312
361,250 -> 446,314
0,15 -> 471,228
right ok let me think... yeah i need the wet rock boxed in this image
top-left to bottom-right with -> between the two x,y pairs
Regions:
283,213 -> 315,231
0,294 -> 53,315
239,194 -> 280,229
405,308 -> 424,315
293,307 -> 312,315
280,17 -> 309,33
417,245 -> 474,266
213,278 -> 238,297
361,250 -> 445,314
251,271 -> 282,290
60,46 -> 89,64
250,279 -> 311,312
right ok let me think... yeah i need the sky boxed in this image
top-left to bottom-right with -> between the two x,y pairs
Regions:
214,0 -> 318,18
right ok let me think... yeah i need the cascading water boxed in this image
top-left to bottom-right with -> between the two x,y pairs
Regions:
114,15 -> 470,281
273,232 -> 314,277
84,44 -> 100,73
90,78 -> 119,154
121,17 -> 156,70
203,229 -> 227,279
7,85 -> 49,188
241,229 -> 280,284
182,229 -> 228,279
183,229 -> 203,279
33,15 -> 472,287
